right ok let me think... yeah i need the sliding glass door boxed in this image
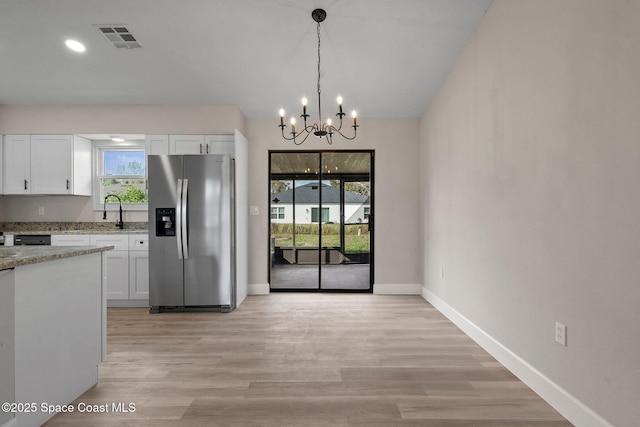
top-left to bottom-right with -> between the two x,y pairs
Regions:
269,151 -> 373,292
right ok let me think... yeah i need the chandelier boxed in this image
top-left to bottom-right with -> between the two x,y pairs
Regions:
278,8 -> 359,145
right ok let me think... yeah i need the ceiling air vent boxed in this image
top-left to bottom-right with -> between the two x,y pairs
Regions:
95,25 -> 142,49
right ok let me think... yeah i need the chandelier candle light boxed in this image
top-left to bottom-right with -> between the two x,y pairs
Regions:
278,8 -> 359,145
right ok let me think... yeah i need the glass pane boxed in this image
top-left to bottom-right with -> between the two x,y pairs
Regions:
270,179 -> 293,249
269,149 -> 321,290
270,153 -> 319,174
104,150 -> 145,175
293,180 -> 319,249
101,178 -> 148,204
320,152 -> 372,291
345,223 -> 370,255
343,180 -> 370,262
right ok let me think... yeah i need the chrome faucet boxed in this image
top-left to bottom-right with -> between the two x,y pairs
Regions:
103,194 -> 124,229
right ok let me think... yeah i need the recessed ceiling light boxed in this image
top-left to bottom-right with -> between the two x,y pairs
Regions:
65,39 -> 86,53
111,137 -> 125,142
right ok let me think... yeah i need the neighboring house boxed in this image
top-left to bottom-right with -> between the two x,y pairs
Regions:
271,183 -> 370,224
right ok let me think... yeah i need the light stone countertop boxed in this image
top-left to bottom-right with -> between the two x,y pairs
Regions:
0,245 -> 114,270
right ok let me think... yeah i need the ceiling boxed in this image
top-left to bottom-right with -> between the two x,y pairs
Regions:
0,0 -> 493,119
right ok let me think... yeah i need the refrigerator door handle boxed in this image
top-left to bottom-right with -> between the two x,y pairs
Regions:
181,178 -> 190,259
176,179 -> 184,260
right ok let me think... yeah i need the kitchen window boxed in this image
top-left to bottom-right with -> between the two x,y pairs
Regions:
93,142 -> 147,211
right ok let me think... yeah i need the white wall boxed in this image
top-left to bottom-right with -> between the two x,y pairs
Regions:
0,104 -> 244,222
420,1 -> 640,425
246,118 -> 422,293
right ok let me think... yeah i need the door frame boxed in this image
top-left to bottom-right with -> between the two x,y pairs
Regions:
268,150 -> 375,293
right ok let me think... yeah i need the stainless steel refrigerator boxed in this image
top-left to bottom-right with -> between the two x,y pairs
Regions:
148,154 -> 235,313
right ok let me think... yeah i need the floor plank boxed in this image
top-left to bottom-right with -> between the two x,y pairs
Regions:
44,293 -> 572,426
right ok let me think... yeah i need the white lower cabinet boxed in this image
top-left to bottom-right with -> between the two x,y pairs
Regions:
51,233 -> 149,306
90,235 -> 129,300
129,234 -> 149,299
102,251 -> 130,300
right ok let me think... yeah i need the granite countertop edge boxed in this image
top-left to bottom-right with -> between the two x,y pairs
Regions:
3,229 -> 150,235
0,245 -> 115,270
0,222 -> 148,235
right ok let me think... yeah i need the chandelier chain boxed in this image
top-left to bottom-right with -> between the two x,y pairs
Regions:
317,21 -> 322,122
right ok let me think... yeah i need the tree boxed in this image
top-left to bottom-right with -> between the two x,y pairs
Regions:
116,160 -> 144,176
328,180 -> 370,197
271,180 -> 291,194
344,182 -> 370,198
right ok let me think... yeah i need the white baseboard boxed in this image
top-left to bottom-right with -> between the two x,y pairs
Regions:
421,287 -> 613,427
373,283 -> 421,295
248,283 -> 270,295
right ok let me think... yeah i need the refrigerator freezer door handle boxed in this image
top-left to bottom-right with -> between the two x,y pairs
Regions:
182,178 -> 190,259
176,179 -> 184,260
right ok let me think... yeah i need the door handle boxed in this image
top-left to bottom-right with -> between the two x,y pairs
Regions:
199,144 -> 203,154
24,179 -> 28,190
176,179 -> 184,260
206,144 -> 209,154
181,178 -> 189,259
66,179 -> 70,190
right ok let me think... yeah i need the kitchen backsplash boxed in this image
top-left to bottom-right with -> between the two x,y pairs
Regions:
0,222 -> 148,232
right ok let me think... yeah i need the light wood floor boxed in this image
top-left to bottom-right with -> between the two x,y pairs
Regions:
45,294 -> 572,426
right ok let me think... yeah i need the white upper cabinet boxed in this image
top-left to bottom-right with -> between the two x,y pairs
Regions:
168,134 -> 234,155
145,135 -> 170,181
205,134 -> 235,156
2,134 -> 91,195
3,134 -> 31,194
31,135 -> 72,194
169,135 -> 206,154
145,135 -> 169,156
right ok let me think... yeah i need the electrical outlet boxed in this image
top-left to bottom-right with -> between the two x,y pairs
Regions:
555,322 -> 567,346
38,206 -> 45,216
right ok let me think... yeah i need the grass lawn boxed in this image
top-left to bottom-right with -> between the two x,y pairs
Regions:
273,233 -> 369,253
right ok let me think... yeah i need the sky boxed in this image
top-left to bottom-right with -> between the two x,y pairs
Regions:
104,150 -> 145,175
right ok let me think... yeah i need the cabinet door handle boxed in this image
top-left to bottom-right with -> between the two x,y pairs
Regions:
66,179 -> 70,190
199,144 -> 203,154
24,179 -> 28,190
206,144 -> 209,154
